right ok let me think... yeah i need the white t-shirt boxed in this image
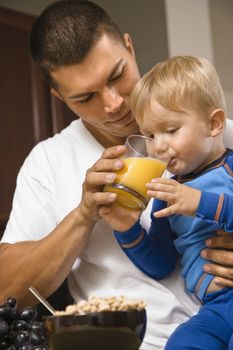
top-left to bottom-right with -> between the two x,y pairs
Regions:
2,118 -> 233,349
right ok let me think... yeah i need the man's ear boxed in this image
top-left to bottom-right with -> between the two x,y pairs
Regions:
50,88 -> 64,102
123,33 -> 136,58
209,109 -> 226,137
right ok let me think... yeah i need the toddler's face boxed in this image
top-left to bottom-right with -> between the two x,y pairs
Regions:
138,100 -> 214,176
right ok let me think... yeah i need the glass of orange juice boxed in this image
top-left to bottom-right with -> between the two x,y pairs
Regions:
104,135 -> 167,210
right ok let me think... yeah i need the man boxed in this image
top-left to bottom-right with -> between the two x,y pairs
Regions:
0,1 -> 233,349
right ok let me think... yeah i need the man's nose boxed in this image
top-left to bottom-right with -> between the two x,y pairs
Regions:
103,87 -> 123,114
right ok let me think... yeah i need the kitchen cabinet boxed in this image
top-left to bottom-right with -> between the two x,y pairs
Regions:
0,6 -> 76,237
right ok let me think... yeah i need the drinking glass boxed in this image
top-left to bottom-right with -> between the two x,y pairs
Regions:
104,134 -> 166,209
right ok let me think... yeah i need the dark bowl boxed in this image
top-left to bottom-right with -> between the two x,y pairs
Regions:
43,309 -> 147,350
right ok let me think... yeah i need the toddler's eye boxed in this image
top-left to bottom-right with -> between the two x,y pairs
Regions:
145,134 -> 154,139
167,128 -> 177,134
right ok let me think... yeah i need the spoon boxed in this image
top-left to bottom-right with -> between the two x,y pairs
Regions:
29,286 -> 56,315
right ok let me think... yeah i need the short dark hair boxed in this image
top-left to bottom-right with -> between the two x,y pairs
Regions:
30,0 -> 124,86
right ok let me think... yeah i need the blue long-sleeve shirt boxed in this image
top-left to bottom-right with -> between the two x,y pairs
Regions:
114,149 -> 233,302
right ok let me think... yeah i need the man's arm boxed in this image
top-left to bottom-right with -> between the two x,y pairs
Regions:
206,118 -> 233,286
0,209 -> 93,308
0,145 -> 125,309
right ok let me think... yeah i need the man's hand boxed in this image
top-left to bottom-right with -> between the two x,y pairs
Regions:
78,145 -> 126,225
201,230 -> 233,287
146,178 -> 201,218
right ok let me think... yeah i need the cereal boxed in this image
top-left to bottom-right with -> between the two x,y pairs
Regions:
54,296 -> 146,316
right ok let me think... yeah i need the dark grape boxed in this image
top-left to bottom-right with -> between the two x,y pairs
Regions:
13,331 -> 30,348
0,297 -> 48,350
30,332 -> 46,346
0,337 -> 9,349
5,299 -> 17,309
9,309 -> 18,323
28,323 -> 44,335
11,321 -> 28,332
0,320 -> 9,337
0,306 -> 13,323
18,345 -> 33,350
18,309 -> 37,323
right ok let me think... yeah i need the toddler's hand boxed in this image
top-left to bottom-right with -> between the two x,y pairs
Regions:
146,178 -> 201,218
99,202 -> 142,232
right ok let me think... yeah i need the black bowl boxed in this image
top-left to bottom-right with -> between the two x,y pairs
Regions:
44,309 -> 147,350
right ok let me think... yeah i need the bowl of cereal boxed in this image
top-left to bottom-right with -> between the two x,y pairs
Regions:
44,296 -> 147,350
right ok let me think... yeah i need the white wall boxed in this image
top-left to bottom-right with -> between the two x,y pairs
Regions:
210,0 -> 233,118
165,0 -> 213,61
165,0 -> 233,118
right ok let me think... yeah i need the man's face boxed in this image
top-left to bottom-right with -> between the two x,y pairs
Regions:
51,34 -> 141,139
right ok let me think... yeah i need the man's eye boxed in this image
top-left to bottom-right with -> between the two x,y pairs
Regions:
77,93 -> 94,103
109,67 -> 124,82
109,73 -> 121,82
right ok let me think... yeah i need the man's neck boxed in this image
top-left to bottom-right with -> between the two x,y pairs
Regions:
82,121 -> 127,148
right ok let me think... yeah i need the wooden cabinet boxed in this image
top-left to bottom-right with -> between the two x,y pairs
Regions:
0,7 -> 76,236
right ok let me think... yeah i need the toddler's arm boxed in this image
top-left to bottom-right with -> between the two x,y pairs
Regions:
114,200 -> 178,279
147,178 -> 233,232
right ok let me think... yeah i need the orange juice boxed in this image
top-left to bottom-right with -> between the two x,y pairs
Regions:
105,157 -> 166,209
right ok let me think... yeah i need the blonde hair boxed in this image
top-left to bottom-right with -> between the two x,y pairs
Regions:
131,56 -> 226,122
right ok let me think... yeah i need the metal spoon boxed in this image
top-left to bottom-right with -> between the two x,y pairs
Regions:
29,286 -> 56,315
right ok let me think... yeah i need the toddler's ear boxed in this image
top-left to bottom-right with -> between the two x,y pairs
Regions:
209,109 -> 226,137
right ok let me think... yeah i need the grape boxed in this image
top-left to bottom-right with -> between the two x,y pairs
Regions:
11,320 -> 28,332
0,298 -> 48,350
29,323 -> 44,335
19,309 -> 37,322
18,345 -> 34,350
0,337 -> 9,349
5,298 -> 17,309
13,331 -> 30,348
0,306 -> 14,323
0,320 -> 9,337
30,332 -> 46,346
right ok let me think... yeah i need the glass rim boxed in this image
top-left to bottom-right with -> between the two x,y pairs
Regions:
126,134 -> 154,142
126,134 -> 154,158
126,134 -> 168,164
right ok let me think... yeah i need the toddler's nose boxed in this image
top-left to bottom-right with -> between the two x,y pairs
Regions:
152,139 -> 169,160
